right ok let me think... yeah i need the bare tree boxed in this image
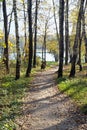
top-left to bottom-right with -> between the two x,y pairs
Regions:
26,0 -> 33,77
33,0 -> 39,68
2,0 -> 9,73
22,0 -> 27,61
69,0 -> 84,77
82,0 -> 87,63
52,0 -> 59,42
65,0 -> 69,65
58,0 -> 64,78
13,0 -> 21,79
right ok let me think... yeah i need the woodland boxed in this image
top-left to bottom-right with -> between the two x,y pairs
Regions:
0,0 -> 87,129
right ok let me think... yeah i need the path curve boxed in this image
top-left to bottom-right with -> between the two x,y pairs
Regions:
16,68 -> 87,130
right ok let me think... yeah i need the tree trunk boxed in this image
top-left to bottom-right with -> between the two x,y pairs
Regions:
44,22 -> 47,64
52,0 -> 59,42
22,0 -> 27,61
42,20 -> 48,67
82,0 -> 87,63
69,23 -> 76,63
79,45 -> 82,71
33,0 -> 38,68
42,44 -> 44,62
69,0 -> 84,77
77,31 -> 82,71
65,0 -> 69,65
2,0 -> 9,73
54,53 -> 58,62
26,0 -> 33,77
52,0 -> 59,63
13,0 -> 21,80
77,6 -> 83,71
58,0 -> 64,78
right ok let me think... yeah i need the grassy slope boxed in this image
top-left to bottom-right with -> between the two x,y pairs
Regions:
57,64 -> 87,114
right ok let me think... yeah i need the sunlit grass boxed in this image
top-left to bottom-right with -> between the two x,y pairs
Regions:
57,64 -> 87,114
0,75 -> 32,129
45,61 -> 58,70
0,61 -> 40,130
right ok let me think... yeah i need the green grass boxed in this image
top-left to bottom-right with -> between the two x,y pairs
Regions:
0,75 -> 32,130
46,61 -> 58,67
0,61 -> 41,130
57,64 -> 87,114
45,61 -> 58,70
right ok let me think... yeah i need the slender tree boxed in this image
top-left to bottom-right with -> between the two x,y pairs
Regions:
26,0 -> 33,77
2,0 -> 9,73
52,0 -> 59,62
41,20 -> 47,68
77,29 -> 82,71
52,0 -> 59,42
82,0 -> 87,63
33,0 -> 38,67
69,0 -> 84,77
65,0 -> 69,65
42,10 -> 51,66
58,0 -> 64,78
13,0 -> 21,79
75,3 -> 83,71
22,0 -> 27,60
43,20 -> 48,63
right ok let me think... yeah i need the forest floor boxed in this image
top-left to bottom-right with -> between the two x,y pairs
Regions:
15,67 -> 87,130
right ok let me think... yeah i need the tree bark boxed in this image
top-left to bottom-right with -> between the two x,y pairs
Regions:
23,0 -> 27,61
52,0 -> 59,42
58,0 -> 64,78
33,0 -> 38,68
42,20 -> 48,66
82,0 -> 87,63
2,0 -> 9,73
13,0 -> 21,80
43,21 -> 47,64
26,0 -> 33,77
69,0 -> 84,77
65,0 -> 69,65
77,29 -> 82,71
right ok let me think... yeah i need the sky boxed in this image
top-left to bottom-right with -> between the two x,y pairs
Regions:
0,0 -> 80,37
0,0 -> 58,37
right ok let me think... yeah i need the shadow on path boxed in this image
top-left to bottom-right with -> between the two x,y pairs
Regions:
16,68 -> 87,130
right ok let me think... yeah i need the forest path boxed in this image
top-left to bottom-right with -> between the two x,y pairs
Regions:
16,67 -> 87,130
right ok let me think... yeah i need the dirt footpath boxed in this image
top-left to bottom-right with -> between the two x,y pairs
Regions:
16,68 -> 87,130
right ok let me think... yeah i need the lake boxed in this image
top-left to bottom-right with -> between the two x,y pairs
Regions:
8,50 -> 55,61
36,52 -> 55,61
